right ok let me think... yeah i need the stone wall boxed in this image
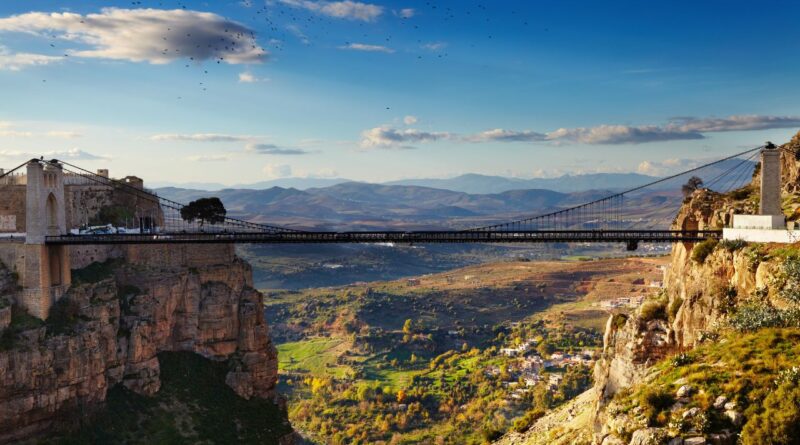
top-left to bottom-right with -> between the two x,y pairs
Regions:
0,186 -> 26,233
68,245 -> 123,270
64,185 -> 114,228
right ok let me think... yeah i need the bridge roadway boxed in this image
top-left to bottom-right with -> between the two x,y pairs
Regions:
45,229 -> 721,246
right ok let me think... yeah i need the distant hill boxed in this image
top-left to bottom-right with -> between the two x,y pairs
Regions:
385,172 -> 658,194
154,159 -> 755,230
151,160 -> 755,195
156,182 -> 613,230
151,178 -> 352,191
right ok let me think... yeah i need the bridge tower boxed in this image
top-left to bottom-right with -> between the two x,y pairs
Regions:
760,142 -> 782,216
19,160 -> 71,319
723,142 -> 792,243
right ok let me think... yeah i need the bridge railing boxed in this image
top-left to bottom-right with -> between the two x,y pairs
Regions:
45,229 -> 722,245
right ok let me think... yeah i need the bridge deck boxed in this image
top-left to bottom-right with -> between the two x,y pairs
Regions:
45,230 -> 721,245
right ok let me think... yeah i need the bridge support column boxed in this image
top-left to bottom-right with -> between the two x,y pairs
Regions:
19,160 -> 71,320
760,142 -> 782,216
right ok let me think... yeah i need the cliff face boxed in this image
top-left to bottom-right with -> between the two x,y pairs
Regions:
0,245 -> 286,444
590,133 -> 800,444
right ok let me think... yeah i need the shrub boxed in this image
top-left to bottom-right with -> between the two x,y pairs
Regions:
729,304 -> 786,332
47,296 -> 84,336
691,239 -> 718,264
480,427 -> 504,442
744,244 -> 769,272
89,205 -> 135,226
719,238 -> 747,252
612,313 -> 628,329
741,381 -> 800,445
0,305 -> 45,351
513,409 -> 545,433
640,300 -> 667,322
774,366 -> 800,386
671,353 -> 693,367
728,187 -> 752,201
72,259 -> 120,284
779,258 -> 800,304
668,296 -> 683,320
638,387 -> 674,425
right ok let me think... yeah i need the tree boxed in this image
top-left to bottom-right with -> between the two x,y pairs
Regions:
180,197 -> 226,228
682,176 -> 704,197
402,319 -> 414,334
536,340 -> 555,357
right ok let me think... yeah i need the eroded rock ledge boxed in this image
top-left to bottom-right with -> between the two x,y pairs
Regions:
0,244 -> 285,444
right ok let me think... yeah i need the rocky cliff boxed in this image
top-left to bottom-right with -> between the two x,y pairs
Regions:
493,133 -> 800,445
589,133 -> 800,444
0,244 -> 291,444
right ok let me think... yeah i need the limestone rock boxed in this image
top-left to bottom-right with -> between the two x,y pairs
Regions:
724,410 -> 743,427
0,245 -> 284,443
682,407 -> 700,419
723,401 -> 736,411
628,428 -> 667,445
707,430 -> 736,445
712,395 -> 727,409
0,306 -> 9,332
601,435 -> 626,445
677,385 -> 693,398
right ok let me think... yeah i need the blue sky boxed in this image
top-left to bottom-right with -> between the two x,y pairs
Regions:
1,0 -> 800,185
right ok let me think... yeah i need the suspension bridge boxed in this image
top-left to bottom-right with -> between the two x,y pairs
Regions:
0,145 -> 771,250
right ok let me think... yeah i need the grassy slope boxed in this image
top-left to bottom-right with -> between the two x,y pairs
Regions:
278,337 -> 355,379
607,328 -> 800,440
49,352 -> 292,445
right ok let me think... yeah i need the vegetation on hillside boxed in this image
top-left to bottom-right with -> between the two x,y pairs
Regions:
263,259 -> 664,444
609,328 -> 800,442
48,352 -> 292,445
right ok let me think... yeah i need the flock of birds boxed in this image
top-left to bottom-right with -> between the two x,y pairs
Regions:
34,0 -> 550,106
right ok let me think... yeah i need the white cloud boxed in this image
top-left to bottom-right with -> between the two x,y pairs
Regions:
0,129 -> 33,137
360,126 -> 451,149
0,8 -> 266,65
467,129 -> 547,143
395,8 -> 415,18
40,148 -> 107,160
338,43 -> 394,53
46,131 -> 82,139
0,148 -> 104,161
545,125 -> 703,145
188,154 -> 231,162
263,163 -> 292,178
0,45 -> 61,71
238,71 -> 269,83
0,150 -> 30,159
245,143 -> 310,155
636,158 -> 703,176
668,115 -> 800,133
403,115 -> 418,125
278,0 -> 383,22
150,133 -> 253,142
286,24 -> 310,44
362,114 -> 800,148
422,42 -> 447,51
305,168 -> 338,178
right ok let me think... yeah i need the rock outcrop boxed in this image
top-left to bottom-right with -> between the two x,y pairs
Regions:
589,132 -> 800,444
0,244 -> 285,444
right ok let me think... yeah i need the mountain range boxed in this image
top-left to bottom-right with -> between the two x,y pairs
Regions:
151,158 -> 754,195
154,159 -> 754,231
